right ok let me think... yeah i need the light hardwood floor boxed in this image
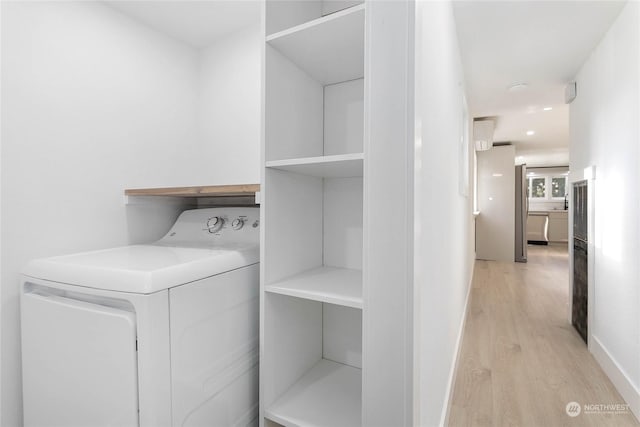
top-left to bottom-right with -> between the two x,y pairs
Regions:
448,244 -> 639,427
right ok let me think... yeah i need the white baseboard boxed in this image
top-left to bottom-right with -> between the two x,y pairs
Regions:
591,335 -> 640,420
439,261 -> 474,426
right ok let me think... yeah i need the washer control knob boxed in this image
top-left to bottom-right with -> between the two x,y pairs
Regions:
232,218 -> 244,230
206,216 -> 224,233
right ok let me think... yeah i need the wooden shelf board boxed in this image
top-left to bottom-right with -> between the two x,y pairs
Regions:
266,153 -> 363,178
266,359 -> 362,427
266,266 -> 362,309
124,184 -> 260,198
267,4 -> 364,85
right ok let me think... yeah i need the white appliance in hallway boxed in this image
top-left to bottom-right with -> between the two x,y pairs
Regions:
20,207 -> 259,427
476,145 -> 516,262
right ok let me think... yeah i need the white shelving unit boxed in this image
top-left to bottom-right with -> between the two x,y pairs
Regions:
262,1 -> 365,426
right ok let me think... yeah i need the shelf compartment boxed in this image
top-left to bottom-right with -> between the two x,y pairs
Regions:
266,267 -> 362,309
265,359 -> 362,427
266,4 -> 364,85
124,184 -> 260,198
265,153 -> 363,178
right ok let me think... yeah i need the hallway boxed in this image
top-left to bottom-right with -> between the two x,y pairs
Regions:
448,245 -> 639,426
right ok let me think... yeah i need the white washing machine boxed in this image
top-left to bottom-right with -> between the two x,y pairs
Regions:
21,207 -> 259,427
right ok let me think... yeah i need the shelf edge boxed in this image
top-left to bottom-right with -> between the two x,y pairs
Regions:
124,184 -> 260,198
265,286 -> 363,309
266,3 -> 365,43
265,153 -> 364,168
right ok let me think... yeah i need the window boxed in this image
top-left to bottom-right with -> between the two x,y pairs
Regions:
527,173 -> 568,200
530,177 -> 546,198
551,177 -> 566,198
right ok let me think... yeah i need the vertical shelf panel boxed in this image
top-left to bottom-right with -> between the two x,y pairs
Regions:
324,79 -> 365,156
263,294 -> 323,409
324,176 -> 363,270
265,45 -> 324,161
323,304 -> 363,368
263,169 -> 323,284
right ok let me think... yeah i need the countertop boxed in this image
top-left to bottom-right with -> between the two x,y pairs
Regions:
529,210 -> 568,214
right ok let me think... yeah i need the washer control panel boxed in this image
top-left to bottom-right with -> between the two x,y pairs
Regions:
231,218 -> 244,230
206,216 -> 225,233
156,207 -> 259,247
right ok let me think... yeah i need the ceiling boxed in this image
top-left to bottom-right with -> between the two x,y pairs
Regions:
106,1 -> 261,48
491,103 -> 570,166
491,105 -> 568,151
453,1 -> 626,166
105,1 -> 624,166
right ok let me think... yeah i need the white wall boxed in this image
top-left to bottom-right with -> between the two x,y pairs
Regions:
199,26 -> 261,184
413,1 -> 475,425
1,2 -> 206,425
476,145 -> 516,261
570,1 -> 640,418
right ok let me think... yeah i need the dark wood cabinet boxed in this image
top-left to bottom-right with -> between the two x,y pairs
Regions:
572,180 -> 588,344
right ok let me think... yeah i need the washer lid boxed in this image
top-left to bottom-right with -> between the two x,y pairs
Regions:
23,244 -> 258,294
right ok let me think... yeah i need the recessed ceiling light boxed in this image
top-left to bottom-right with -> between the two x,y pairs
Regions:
492,173 -> 503,177
526,130 -> 535,136
543,107 -> 553,111
508,82 -> 528,92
